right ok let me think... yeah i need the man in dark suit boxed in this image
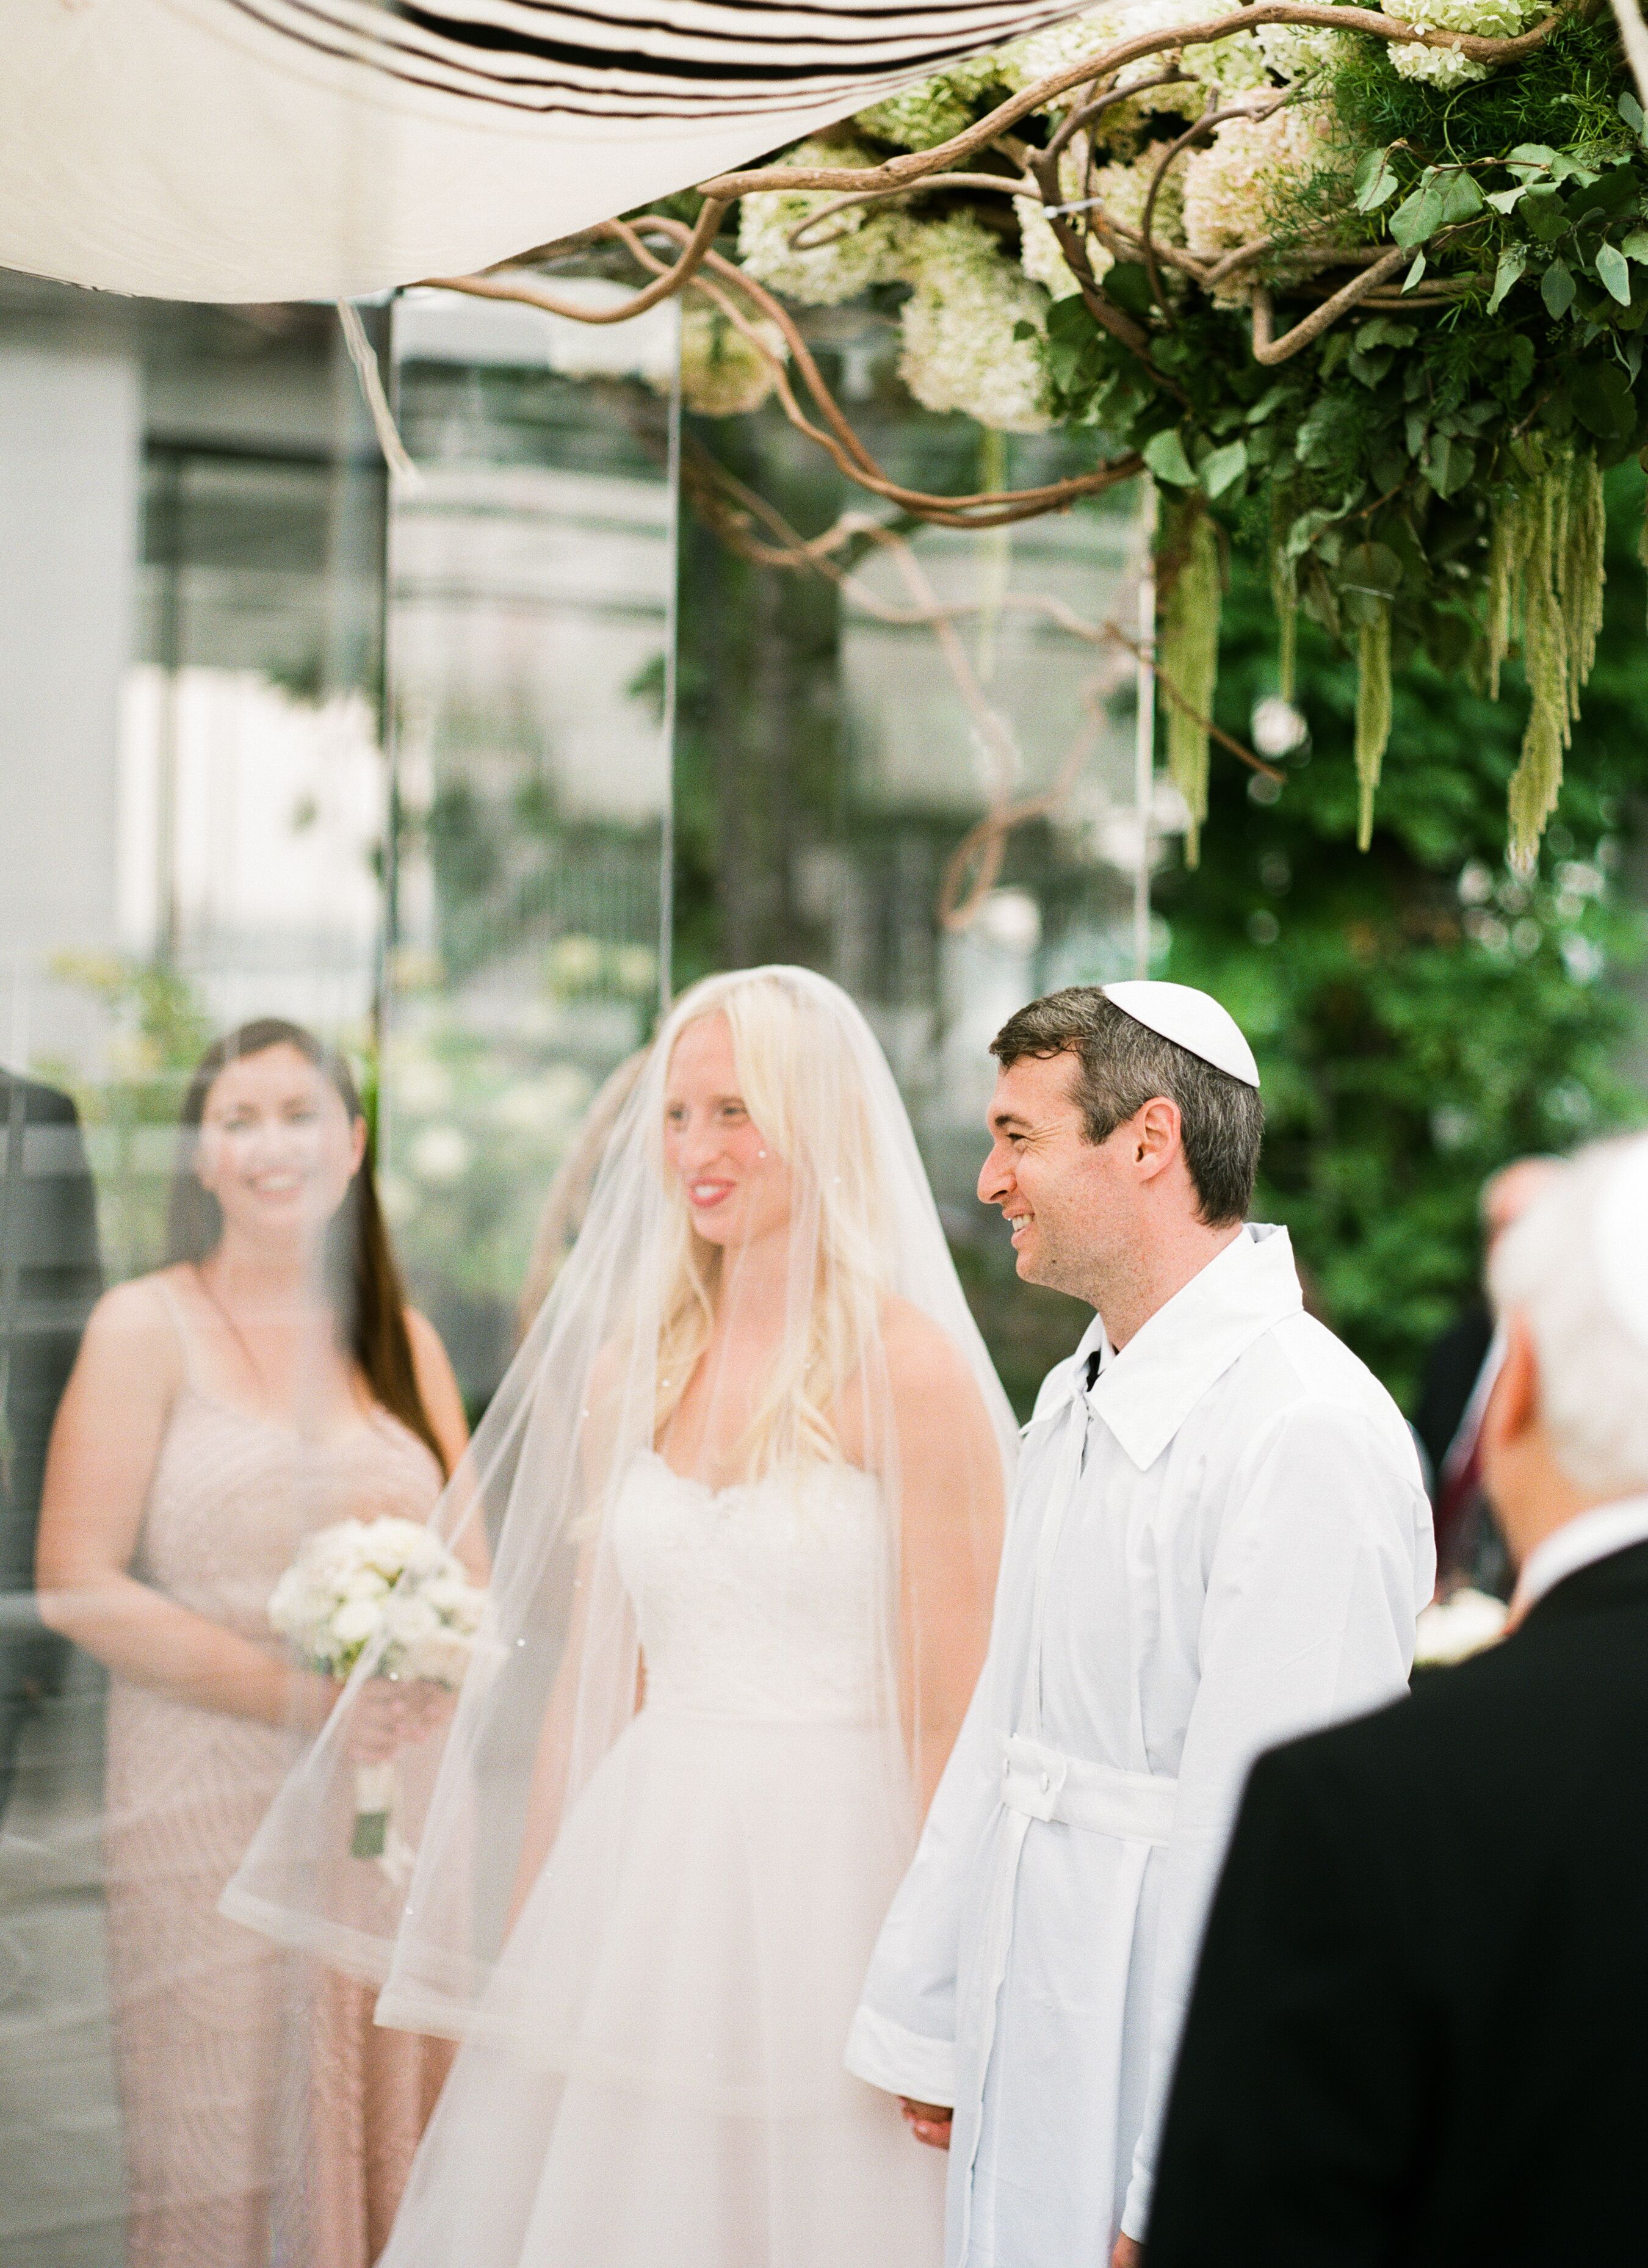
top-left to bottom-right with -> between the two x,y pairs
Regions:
1,1069 -> 100,1819
1144,1134 -> 1648,2268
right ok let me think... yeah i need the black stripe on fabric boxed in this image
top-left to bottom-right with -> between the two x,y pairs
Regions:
412,0 -> 1060,34
233,0 -> 1063,78
223,0 -> 953,110
392,0 -> 1004,73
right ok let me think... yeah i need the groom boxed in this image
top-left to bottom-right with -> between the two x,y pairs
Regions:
846,983 -> 1434,2267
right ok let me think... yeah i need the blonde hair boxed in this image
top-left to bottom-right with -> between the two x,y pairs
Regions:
652,970 -> 893,1476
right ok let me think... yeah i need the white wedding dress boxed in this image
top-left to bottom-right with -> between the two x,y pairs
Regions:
376,1449 -> 945,2268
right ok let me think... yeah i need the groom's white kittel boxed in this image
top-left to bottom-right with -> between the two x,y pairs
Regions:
847,983 -> 1435,2267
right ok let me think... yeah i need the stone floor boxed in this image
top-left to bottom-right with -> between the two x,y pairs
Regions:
0,1662 -> 126,2268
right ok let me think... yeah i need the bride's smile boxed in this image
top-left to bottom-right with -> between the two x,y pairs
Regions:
662,1011 -> 793,1253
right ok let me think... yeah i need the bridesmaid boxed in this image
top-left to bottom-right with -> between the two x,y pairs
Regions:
37,1019 -> 471,2268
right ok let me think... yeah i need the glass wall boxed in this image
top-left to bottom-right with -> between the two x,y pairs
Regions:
0,279 -> 387,2268
380,282 -> 678,1410
0,260 -> 1162,2265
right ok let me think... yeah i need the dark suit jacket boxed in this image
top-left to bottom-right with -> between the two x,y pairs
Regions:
1,1074 -> 99,1715
1145,1536 -> 1648,2268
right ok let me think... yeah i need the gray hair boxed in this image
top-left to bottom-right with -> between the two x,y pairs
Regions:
990,986 -> 1263,1226
1489,1136 -> 1648,1500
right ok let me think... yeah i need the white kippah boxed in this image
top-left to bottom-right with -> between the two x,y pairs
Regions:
1594,1135 -> 1648,1351
1101,980 -> 1261,1089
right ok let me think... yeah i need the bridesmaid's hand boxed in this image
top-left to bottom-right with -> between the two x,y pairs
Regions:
342,1676 -> 454,1762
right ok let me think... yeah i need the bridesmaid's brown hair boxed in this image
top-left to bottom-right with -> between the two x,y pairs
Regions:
168,1019 -> 449,1476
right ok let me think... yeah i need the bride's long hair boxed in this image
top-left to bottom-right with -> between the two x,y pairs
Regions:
226,965 -> 1016,2043
651,970 -> 892,1477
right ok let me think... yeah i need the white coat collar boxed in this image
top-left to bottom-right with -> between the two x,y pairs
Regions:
1033,1226 -> 1304,1472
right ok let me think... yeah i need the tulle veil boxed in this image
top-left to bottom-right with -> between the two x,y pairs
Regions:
224,965 -> 1015,2054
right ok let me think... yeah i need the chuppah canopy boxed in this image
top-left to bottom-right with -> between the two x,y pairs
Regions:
0,0 -> 1072,302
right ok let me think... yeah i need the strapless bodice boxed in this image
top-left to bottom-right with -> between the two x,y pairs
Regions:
610,1451 -> 887,1723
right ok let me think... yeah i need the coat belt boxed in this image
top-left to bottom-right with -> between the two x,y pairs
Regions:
999,1733 -> 1178,1845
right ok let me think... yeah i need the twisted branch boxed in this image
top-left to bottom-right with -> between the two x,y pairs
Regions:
696,4 -> 1562,200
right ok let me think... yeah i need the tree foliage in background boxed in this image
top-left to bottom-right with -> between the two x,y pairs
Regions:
1159,462 -> 1647,1404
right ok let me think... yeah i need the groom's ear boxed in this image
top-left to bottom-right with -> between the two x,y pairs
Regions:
1131,1096 -> 1183,1180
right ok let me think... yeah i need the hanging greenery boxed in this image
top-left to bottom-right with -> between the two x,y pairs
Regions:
1158,494 -> 1224,862
673,0 -> 1648,864
433,0 -> 1648,863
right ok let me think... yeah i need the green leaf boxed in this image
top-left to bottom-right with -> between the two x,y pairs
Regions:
1549,153 -> 1601,186
1402,250 -> 1428,292
1142,428 -> 1198,486
1425,432 -> 1476,498
1390,175 -> 1446,249
1520,186 -> 1569,244
1487,244 -> 1528,313
1624,229 -> 1648,262
1354,317 -> 1419,350
1243,382 -> 1290,425
1570,359 -> 1636,441
1354,148 -> 1400,214
1619,88 -> 1647,141
1597,241 -> 1633,306
1508,143 -> 1560,170
1198,438 -> 1248,499
1486,186 -> 1526,214
1337,541 -> 1404,599
1542,258 -> 1577,317
1437,172 -> 1486,227
1104,262 -> 1154,318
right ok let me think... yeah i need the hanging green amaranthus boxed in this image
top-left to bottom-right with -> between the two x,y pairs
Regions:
1157,497 -> 1222,869
1487,440 -> 1606,870
1268,497 -> 1299,707
1354,604 -> 1392,853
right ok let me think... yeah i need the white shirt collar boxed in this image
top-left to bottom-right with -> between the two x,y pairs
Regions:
1513,1495 -> 1648,1617
1033,1225 -> 1304,1472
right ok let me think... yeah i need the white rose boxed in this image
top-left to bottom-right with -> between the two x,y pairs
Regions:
331,1597 -> 386,1649
383,1594 -> 441,1647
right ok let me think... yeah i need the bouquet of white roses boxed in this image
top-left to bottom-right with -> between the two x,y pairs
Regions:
270,1515 -> 485,1859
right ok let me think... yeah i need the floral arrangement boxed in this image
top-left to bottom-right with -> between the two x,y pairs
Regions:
269,1515 -> 485,1858
652,0 -> 1648,869
1413,1583 -> 1511,1663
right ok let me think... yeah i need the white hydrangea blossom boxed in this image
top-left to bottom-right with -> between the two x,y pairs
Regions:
737,140 -> 914,305
1182,101 -> 1337,260
1015,143 -> 1089,300
899,215 -> 1055,433
678,305 -> 787,416
854,52 -> 1005,150
1387,0 -> 1545,82
995,7 -> 1116,94
1019,148 -> 1187,293
1256,19 -> 1356,82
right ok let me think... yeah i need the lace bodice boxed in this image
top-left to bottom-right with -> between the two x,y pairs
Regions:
610,1451 -> 887,1723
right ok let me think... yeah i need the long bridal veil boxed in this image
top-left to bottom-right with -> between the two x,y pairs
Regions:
225,966 -> 1015,2062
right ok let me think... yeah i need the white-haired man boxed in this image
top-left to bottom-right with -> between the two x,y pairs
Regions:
846,983 -> 1434,2268
1146,1132 -> 1648,2266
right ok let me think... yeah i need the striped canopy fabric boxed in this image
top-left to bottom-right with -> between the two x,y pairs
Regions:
0,0 -> 1072,302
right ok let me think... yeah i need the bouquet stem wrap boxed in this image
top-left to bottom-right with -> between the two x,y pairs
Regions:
352,1760 -> 397,1860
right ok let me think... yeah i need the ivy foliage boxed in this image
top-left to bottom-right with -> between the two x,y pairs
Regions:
1156,462 -> 1647,1403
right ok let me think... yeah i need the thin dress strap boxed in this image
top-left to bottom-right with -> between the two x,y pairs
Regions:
148,1271 -> 201,1390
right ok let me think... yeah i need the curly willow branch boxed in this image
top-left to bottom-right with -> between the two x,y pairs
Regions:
679,443 -> 1274,925
695,3 -> 1562,199
430,220 -> 1144,528
420,5 -> 1566,532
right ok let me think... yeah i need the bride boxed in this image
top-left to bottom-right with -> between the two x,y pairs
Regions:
228,967 -> 1014,2266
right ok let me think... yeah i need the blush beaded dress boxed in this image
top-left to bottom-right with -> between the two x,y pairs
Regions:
101,1279 -> 453,2268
